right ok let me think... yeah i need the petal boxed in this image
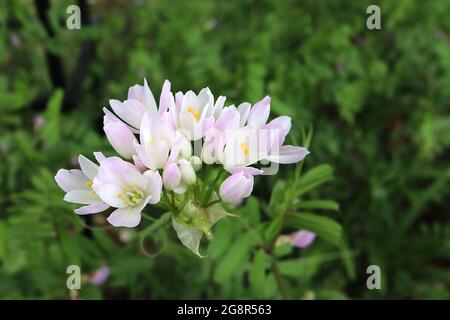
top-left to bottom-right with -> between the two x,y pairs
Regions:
94,152 -> 106,163
103,107 -> 139,133
143,78 -> 158,113
64,190 -> 102,205
213,96 -> 226,119
144,170 -> 162,204
266,145 -> 310,164
74,203 -> 110,215
159,80 -> 174,114
290,230 -> 316,248
237,102 -> 251,127
55,169 -> 89,192
143,139 -> 170,170
104,121 -> 137,159
247,96 -> 271,129
227,166 -> 263,177
107,206 -> 142,228
78,155 -> 99,180
97,184 -> 127,208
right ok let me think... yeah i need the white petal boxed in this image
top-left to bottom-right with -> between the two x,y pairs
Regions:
237,102 -> 251,127
247,96 -> 271,129
107,206 -> 142,228
78,155 -> 99,180
143,139 -> 170,170
55,169 -> 89,192
74,203 -> 109,215
98,184 -> 127,208
266,145 -> 310,164
64,190 -> 102,205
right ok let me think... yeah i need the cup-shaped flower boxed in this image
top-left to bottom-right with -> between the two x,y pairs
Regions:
162,162 -> 181,191
176,88 -> 214,140
92,156 -> 162,228
55,153 -> 109,215
133,111 -> 175,170
219,172 -> 254,205
103,115 -> 138,159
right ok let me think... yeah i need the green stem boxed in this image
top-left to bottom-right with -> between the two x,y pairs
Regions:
202,167 -> 224,205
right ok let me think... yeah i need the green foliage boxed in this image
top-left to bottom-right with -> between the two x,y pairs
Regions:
0,0 -> 449,299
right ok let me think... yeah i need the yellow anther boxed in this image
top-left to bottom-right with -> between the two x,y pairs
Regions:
187,106 -> 200,121
125,199 -> 130,205
86,181 -> 93,187
117,193 -> 124,198
240,142 -> 249,156
91,190 -> 96,195
130,184 -> 136,189
131,197 -> 138,203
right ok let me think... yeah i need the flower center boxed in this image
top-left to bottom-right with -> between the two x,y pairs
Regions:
117,184 -> 144,206
187,106 -> 200,121
86,181 -> 96,195
240,142 -> 249,156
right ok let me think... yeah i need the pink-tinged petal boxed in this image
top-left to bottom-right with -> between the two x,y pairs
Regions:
104,120 -> 137,159
98,184 -> 127,208
94,152 -> 106,163
163,163 -> 181,191
143,78 -> 158,113
95,156 -> 135,187
290,230 -> 316,248
55,169 -> 89,192
166,135 -> 181,164
78,155 -> 99,180
64,190 -> 101,205
121,99 -> 146,128
133,141 -> 152,170
227,166 -> 263,177
159,80 -> 174,114
237,102 -> 251,127
213,96 -> 226,119
215,108 -> 239,132
175,91 -> 184,112
89,266 -> 110,286
74,203 -> 109,215
144,170 -> 162,204
103,107 -> 139,133
247,96 -> 271,129
178,159 -> 196,185
270,116 -> 291,136
266,145 -> 310,164
132,154 -> 146,171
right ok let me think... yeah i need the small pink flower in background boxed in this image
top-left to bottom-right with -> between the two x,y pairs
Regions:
33,115 -> 46,132
88,265 -> 110,286
10,32 -> 22,47
290,230 -> 316,248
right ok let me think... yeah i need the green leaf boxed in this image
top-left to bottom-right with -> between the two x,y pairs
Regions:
249,250 -> 276,298
213,234 -> 255,284
264,216 -> 283,242
295,164 -> 334,196
295,200 -> 339,211
41,89 -> 64,146
286,212 -> 342,246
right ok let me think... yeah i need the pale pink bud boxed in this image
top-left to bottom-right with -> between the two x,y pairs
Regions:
163,163 -> 181,190
219,172 -> 253,205
103,118 -> 137,159
178,159 -> 196,185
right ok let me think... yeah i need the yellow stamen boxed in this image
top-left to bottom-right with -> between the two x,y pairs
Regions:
86,181 -> 93,187
131,197 -> 138,203
117,193 -> 124,198
240,142 -> 249,156
187,106 -> 200,121
125,199 -> 130,205
129,184 -> 136,189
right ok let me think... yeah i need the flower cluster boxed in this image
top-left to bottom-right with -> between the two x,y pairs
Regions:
55,79 -> 309,256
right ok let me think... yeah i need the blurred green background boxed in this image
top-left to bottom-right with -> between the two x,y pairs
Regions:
1,0 -> 449,299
